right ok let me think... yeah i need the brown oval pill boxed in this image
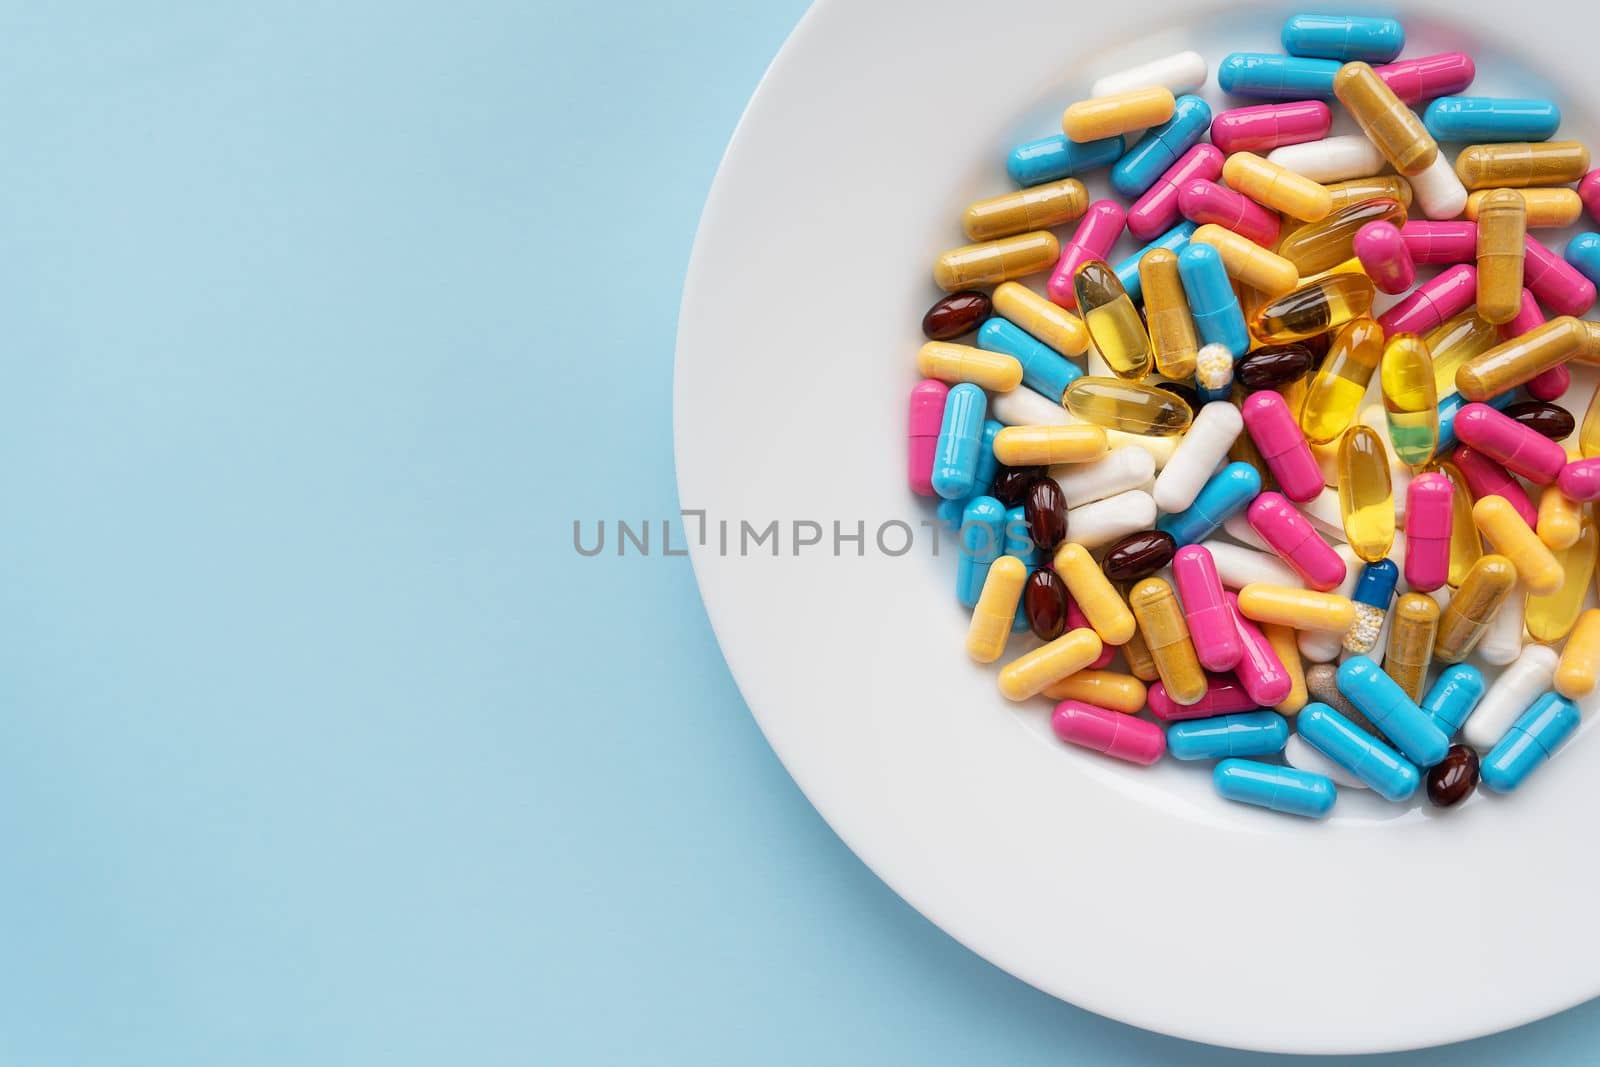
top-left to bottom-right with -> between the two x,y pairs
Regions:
1502,400 -> 1575,442
921,291 -> 992,340
1236,343 -> 1314,392
992,465 -> 1048,508
1024,568 -> 1069,641
1101,530 -> 1177,582
1154,380 -> 1199,415
1022,478 -> 1069,551
1426,744 -> 1480,807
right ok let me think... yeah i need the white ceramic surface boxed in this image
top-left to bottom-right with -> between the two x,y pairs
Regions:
675,0 -> 1600,1052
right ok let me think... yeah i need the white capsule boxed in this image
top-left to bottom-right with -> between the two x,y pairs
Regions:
1310,436 -> 1341,488
1302,487 -> 1350,544
1267,135 -> 1385,184
1152,401 -> 1243,513
1090,50 -> 1207,99
1051,445 -> 1155,508
1205,541 -> 1304,589
1339,599 -> 1391,667
1283,733 -> 1369,790
1224,512 -> 1272,551
1299,543 -> 1364,662
1064,489 -> 1158,550
1462,644 -> 1559,752
1409,152 -> 1467,221
1478,584 -> 1528,666
989,383 -> 1071,427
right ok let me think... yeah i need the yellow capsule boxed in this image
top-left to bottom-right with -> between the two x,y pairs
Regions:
1323,175 -> 1413,213
1584,320 -> 1600,365
1425,310 -> 1501,397
1250,273 -> 1375,343
1236,585 -> 1356,632
997,627 -> 1105,701
1455,316 -> 1589,402
1277,197 -> 1407,276
1041,669 -> 1148,712
1475,189 -> 1527,325
1062,87 -> 1175,142
1430,460 -> 1482,587
993,424 -> 1107,466
1465,188 -> 1584,229
1191,224 -> 1300,296
1337,424 -> 1395,562
1526,514 -> 1597,643
1581,390 -> 1600,458
1127,577 -> 1207,705
1265,623 -> 1308,716
1472,495 -> 1563,596
966,556 -> 1027,663
916,342 -> 1023,391
1300,317 -> 1383,444
1333,62 -> 1438,176
1119,620 -> 1161,682
1455,141 -> 1591,190
1555,608 -> 1600,699
1537,460 -> 1583,551
1384,593 -> 1440,702
991,282 -> 1089,357
933,231 -> 1060,291
963,178 -> 1088,242
1222,151 -> 1334,222
1074,260 -> 1152,379
1434,554 -> 1517,662
1054,543 -> 1137,644
1063,376 -> 1192,436
1139,248 -> 1199,380
1379,332 -> 1439,469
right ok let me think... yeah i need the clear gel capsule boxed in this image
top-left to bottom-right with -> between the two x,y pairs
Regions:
1337,425 -> 1395,562
1075,260 -> 1152,379
1380,333 -> 1439,468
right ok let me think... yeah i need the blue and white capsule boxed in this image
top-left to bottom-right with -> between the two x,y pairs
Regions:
1423,97 -> 1561,143
1480,692 -> 1581,792
1114,221 -> 1198,304
1566,232 -> 1600,287
1168,711 -> 1289,761
956,496 -> 1007,608
1213,758 -> 1337,817
1297,702 -> 1420,801
1344,559 -> 1399,655
1218,53 -> 1342,100
1422,663 -> 1486,738
1177,242 -> 1250,357
1282,15 -> 1405,63
1157,462 -> 1262,546
977,318 -> 1082,402
1007,134 -> 1127,187
1111,95 -> 1214,199
1337,656 -> 1451,767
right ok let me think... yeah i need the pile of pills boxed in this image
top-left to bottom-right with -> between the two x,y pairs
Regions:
911,14 -> 1600,817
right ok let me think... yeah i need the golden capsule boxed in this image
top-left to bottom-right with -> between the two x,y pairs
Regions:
998,627 -> 1105,701
1236,584 -> 1356,632
1455,316 -> 1589,401
1537,460 -> 1583,550
1251,273 -> 1375,344
1278,196 -> 1407,277
1191,224 -> 1300,296
1222,152 -> 1334,222
993,424 -> 1107,466
1040,669 -> 1148,712
1430,460 -> 1482,587
1384,593 -> 1440,702
966,556 -> 1027,663
1323,175 -> 1413,213
1265,623 -> 1308,716
1525,514 -> 1597,643
991,282 -> 1089,357
1127,577 -> 1207,705
1584,321 -> 1600,365
1472,495 -> 1563,595
1581,391 -> 1600,458
1454,141 -> 1591,190
933,231 -> 1060,291
1556,609 -> 1600,699
1337,425 -> 1395,562
1301,317 -> 1383,444
1435,554 -> 1518,661
1465,188 -> 1584,229
1475,190 -> 1527,325
1139,248 -> 1199,380
1119,619 -> 1161,682
1063,376 -> 1192,436
963,178 -> 1088,242
1379,332 -> 1439,468
1425,310 -> 1500,397
1063,86 -> 1175,142
1074,260 -> 1153,379
916,342 -> 1023,391
1054,543 -> 1137,644
1333,62 -> 1438,176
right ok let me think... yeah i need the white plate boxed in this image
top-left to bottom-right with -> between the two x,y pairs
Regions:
675,0 -> 1600,1052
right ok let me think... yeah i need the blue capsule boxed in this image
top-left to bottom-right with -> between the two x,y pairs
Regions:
1157,462 -> 1262,546
1438,387 -> 1513,453
1352,558 -> 1398,609
1337,657 -> 1451,767
1218,53 -> 1342,100
1007,134 -> 1126,187
1423,97 -> 1561,143
1111,95 -> 1213,199
1177,242 -> 1250,357
1421,663 -> 1486,738
1115,222 -> 1198,304
956,496 -> 1006,608
1481,692 -> 1581,793
1213,758 -> 1336,818
977,318 -> 1082,402
1168,711 -> 1289,761
1565,232 -> 1600,287
1003,505 -> 1040,566
1281,15 -> 1404,62
936,420 -> 1004,529
932,384 -> 985,500
1297,703 -> 1420,801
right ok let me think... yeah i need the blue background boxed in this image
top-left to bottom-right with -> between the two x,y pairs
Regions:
0,0 -> 1593,1062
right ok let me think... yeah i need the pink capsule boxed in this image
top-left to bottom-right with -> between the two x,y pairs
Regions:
1527,365 -> 1570,402
1353,221 -> 1414,295
1048,200 -> 1126,308
1224,592 -> 1292,707
1065,593 -> 1117,668
1127,144 -> 1224,241
1177,179 -> 1280,246
1209,100 -> 1332,155
1454,403 -> 1567,484
1559,458 -> 1600,503
1374,53 -> 1476,106
1172,545 -> 1243,672
1399,221 -> 1477,265
1148,675 -> 1255,722
1581,170 -> 1600,226
907,379 -> 949,497
1052,700 -> 1165,764
1242,391 -> 1322,502
1455,446 -> 1540,528
1404,474 -> 1453,593
1378,264 -> 1477,337
1523,235 -> 1597,317
1245,491 -> 1346,591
